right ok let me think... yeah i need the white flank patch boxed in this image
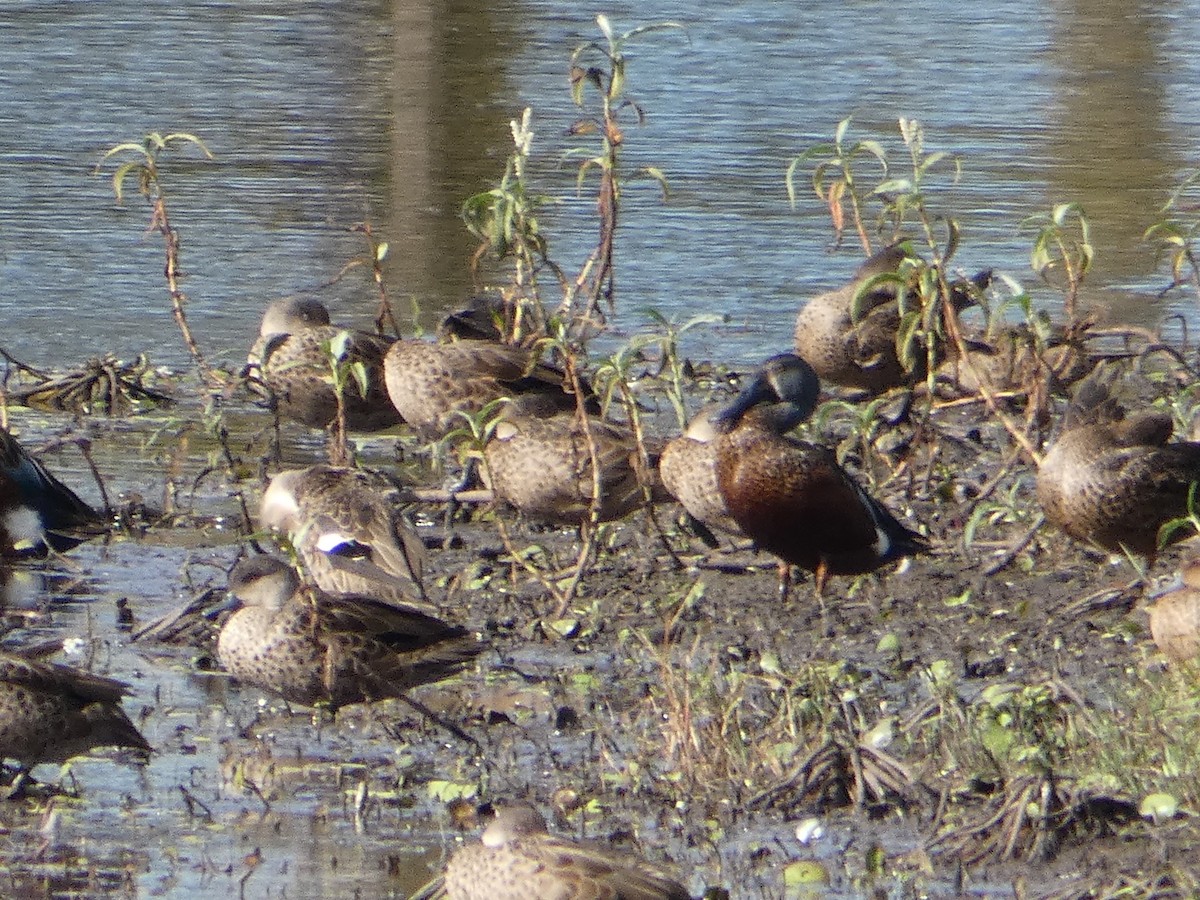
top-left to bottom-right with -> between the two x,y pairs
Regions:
874,524 -> 891,557
315,531 -> 353,554
4,507 -> 44,552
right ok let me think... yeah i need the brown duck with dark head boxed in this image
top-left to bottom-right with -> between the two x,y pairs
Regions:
713,353 -> 928,595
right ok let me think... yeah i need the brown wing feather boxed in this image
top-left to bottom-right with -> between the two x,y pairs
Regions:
0,652 -> 131,705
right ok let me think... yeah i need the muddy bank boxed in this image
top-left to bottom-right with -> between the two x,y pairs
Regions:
0,368 -> 1196,900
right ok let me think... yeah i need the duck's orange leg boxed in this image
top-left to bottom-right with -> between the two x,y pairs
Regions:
814,559 -> 829,597
777,561 -> 792,603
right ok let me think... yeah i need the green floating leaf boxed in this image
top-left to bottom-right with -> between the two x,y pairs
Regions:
759,650 -> 783,676
1140,792 -> 1178,824
546,617 -> 580,639
864,843 -> 886,876
427,780 -> 477,802
783,860 -> 829,886
944,588 -> 971,607
925,659 -> 955,687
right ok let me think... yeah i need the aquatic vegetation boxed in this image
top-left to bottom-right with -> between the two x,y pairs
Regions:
15,16 -> 1200,900
463,14 -> 681,337
1023,202 -> 1094,323
787,115 -> 888,253
95,132 -> 217,386
1145,168 -> 1200,304
2,353 -> 173,415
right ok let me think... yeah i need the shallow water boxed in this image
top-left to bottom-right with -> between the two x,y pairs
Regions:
3,2 -> 1200,373
0,401 -> 963,900
1,4 -> 1197,897
0,451 -> 442,898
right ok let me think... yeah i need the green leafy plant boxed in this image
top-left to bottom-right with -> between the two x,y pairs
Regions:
973,682 -> 1072,775
462,107 -> 561,307
322,331 -> 371,467
789,119 -> 980,406
963,476 -> 1034,550
1157,482 -> 1200,549
638,309 -> 727,430
1144,169 -> 1200,303
787,116 -> 887,253
95,132 -> 217,384
1022,202 -> 1093,323
561,14 -> 681,324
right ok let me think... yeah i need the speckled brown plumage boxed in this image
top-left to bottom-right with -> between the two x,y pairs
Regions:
793,244 -> 987,393
1036,399 -> 1200,559
659,404 -> 741,538
793,245 -> 911,392
383,339 -> 585,440
0,427 -> 103,558
0,651 -> 150,771
259,465 -> 430,609
247,297 -> 401,431
940,324 -> 1095,395
217,556 -> 480,710
416,804 -> 691,900
1147,559 -> 1200,663
713,354 -> 927,590
482,398 -> 660,527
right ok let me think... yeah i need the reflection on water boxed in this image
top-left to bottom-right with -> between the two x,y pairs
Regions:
2,3 -> 1200,373
0,534 -> 441,900
4,4 -> 1200,896
1045,0 -> 1183,318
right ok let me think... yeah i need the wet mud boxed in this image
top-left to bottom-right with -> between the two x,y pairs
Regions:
0,377 -> 1195,900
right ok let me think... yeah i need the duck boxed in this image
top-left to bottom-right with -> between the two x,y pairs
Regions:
713,353 -> 928,595
436,293 -> 545,347
246,297 -> 402,431
482,395 -> 659,528
939,321 -> 1096,397
411,803 -> 691,900
0,650 -> 151,790
382,337 -> 590,441
1146,559 -> 1200,663
217,555 -> 481,711
259,465 -> 429,608
659,404 -> 741,542
1036,377 -> 1200,560
793,243 -> 989,393
0,427 -> 104,558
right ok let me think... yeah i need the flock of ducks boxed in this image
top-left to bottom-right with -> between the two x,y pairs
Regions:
4,242 -> 1200,896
